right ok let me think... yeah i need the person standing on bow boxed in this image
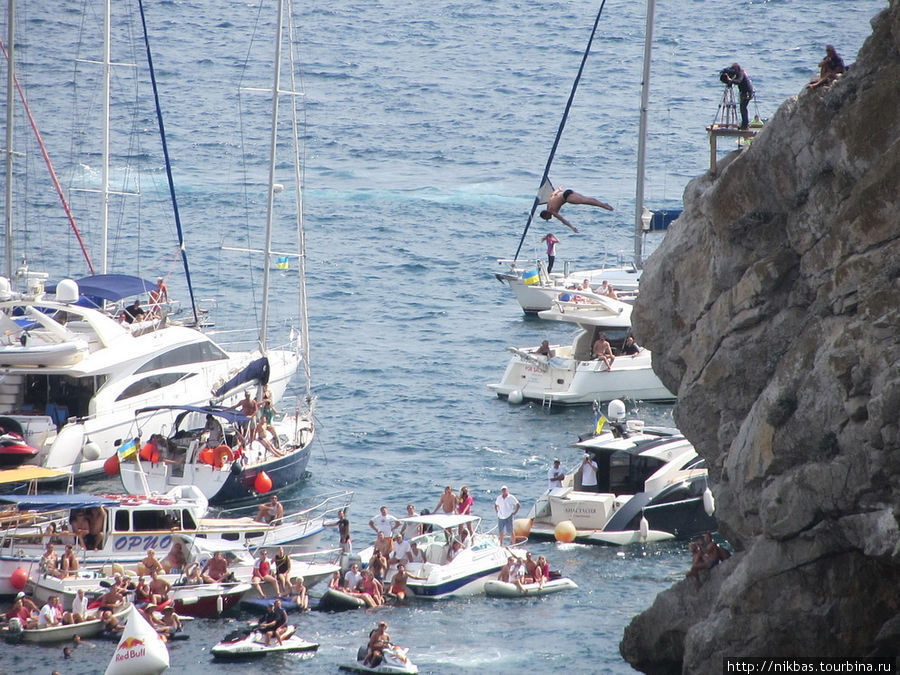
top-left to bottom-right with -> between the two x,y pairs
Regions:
541,233 -> 560,272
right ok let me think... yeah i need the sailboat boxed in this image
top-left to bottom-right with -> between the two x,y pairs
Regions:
0,0 -> 299,478
118,0 -> 315,503
495,0 -> 680,315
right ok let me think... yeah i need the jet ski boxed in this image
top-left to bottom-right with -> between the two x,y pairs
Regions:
211,624 -> 319,660
339,644 -> 418,674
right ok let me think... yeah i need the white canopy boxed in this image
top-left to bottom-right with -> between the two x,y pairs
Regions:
401,513 -> 479,529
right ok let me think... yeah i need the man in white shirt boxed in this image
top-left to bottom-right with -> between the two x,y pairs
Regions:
344,563 -> 363,591
580,453 -> 599,491
369,506 -> 401,539
389,533 -> 413,566
38,595 -> 67,628
494,486 -> 520,547
72,588 -> 89,623
548,459 -> 566,489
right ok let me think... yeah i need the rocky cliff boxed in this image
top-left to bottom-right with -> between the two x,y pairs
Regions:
623,1 -> 900,672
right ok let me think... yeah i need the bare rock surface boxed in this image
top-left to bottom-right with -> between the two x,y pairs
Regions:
622,2 -> 900,671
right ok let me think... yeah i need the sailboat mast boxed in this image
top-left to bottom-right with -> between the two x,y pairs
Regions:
633,0 -> 655,270
4,0 -> 13,277
259,0 -> 286,354
100,0 -> 111,275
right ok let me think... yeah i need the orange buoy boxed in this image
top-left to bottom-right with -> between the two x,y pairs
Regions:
103,453 -> 121,476
513,518 -> 533,541
10,567 -> 28,591
554,520 -> 577,543
213,445 -> 234,469
199,447 -> 215,466
254,471 -> 273,494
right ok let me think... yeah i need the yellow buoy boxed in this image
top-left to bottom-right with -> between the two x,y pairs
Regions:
513,518 -> 533,541
554,520 -> 577,543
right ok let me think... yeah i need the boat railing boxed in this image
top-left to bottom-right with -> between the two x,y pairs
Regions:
216,489 -> 353,524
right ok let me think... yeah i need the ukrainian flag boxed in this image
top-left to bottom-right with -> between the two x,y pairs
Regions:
275,256 -> 290,270
522,269 -> 540,286
594,415 -> 606,436
117,438 -> 139,460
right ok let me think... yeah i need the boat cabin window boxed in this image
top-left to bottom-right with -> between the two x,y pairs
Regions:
115,372 -> 196,401
114,510 -> 130,531
591,327 -> 631,355
680,456 -> 707,471
22,374 -> 104,422
130,509 -> 182,532
180,509 -> 197,530
134,341 -> 228,374
578,451 -> 667,494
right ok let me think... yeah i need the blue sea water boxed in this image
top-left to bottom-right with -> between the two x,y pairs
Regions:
0,0 -> 887,672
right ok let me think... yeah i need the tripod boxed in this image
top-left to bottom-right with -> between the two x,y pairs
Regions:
713,85 -> 740,128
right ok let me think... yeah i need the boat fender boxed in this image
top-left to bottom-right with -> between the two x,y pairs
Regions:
82,440 -> 101,461
508,389 -> 524,405
216,595 -> 224,615
230,460 -> 243,476
639,516 -> 650,541
703,487 -> 715,516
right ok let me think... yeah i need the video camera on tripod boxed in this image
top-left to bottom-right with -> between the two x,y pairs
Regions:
719,65 -> 738,86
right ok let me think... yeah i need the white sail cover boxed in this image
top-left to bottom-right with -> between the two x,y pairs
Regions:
104,605 -> 169,675
537,177 -> 555,205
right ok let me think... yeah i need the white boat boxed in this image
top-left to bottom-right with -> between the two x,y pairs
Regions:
357,514 -> 526,600
0,487 -> 351,596
483,577 -> 578,598
3,601 -> 130,644
487,296 -> 674,406
525,401 -> 717,545
495,0 -> 678,315
211,625 -> 319,659
339,644 -> 418,674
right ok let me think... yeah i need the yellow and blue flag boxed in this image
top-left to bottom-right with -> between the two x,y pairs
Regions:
117,438 -> 139,460
522,269 -> 540,286
275,256 -> 290,270
594,414 -> 606,436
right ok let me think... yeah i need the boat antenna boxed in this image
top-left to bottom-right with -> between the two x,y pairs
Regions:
513,0 -> 607,262
136,0 -> 200,326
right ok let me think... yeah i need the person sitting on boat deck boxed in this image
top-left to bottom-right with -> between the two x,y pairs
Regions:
201,550 -> 229,583
605,284 -> 619,300
252,549 -> 281,598
71,588 -> 89,624
6,594 -> 38,629
720,62 -> 754,129
60,543 -> 80,578
359,569 -> 384,607
202,414 -> 225,449
535,555 -> 550,590
289,576 -> 309,611
327,508 -> 353,553
97,584 -> 125,612
123,299 -> 146,324
389,533 -> 414,566
273,546 -> 292,591
372,532 -> 393,560
327,570 -> 342,590
494,485 -> 521,547
141,604 -> 169,640
38,595 -> 71,628
369,505 -> 402,540
255,494 -> 284,525
162,542 -> 186,574
134,576 -> 152,606
256,398 -> 282,454
539,186 -> 614,233
148,277 -> 169,318
446,539 -> 464,562
808,44 -> 845,89
511,556 -> 529,593
622,336 -> 640,357
344,563 -> 363,591
86,506 -> 106,550
148,570 -> 171,606
69,510 -> 90,550
181,563 -> 203,585
591,332 -> 615,370
369,548 -> 389,581
40,542 -> 62,577
364,621 -> 391,668
580,453 -> 599,492
498,556 -> 518,583
140,548 -> 164,576
540,232 -> 560,273
388,563 -> 424,601
535,339 -> 555,358
548,458 -> 566,489
435,485 -> 457,514
231,390 -> 259,443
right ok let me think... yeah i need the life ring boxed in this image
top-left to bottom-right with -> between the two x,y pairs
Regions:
213,445 -> 234,469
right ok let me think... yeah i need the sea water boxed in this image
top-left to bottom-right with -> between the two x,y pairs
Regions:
0,0 -> 886,672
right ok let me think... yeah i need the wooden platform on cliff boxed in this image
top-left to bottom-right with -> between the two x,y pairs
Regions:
706,124 -> 760,173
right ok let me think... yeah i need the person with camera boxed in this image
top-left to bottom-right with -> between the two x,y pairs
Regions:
720,62 -> 754,129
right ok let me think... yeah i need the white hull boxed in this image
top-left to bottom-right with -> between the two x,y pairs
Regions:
488,348 -> 673,405
4,602 -> 130,644
483,577 -> 578,597
212,627 -> 318,659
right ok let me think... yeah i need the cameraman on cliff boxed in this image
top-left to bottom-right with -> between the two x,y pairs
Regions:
720,62 -> 754,129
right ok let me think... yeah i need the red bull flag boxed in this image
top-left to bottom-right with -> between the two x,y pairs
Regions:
522,269 -> 540,286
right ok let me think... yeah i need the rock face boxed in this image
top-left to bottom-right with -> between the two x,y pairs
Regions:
623,2 -> 900,672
